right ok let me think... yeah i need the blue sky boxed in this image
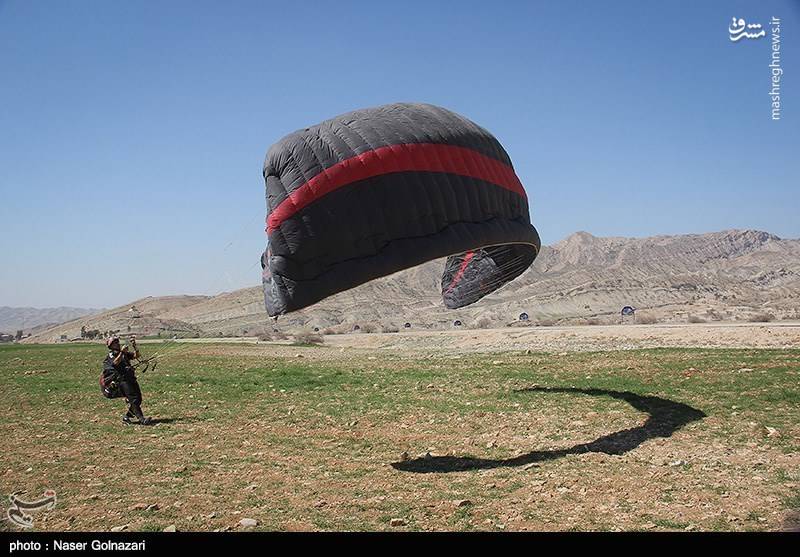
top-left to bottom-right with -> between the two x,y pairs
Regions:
0,0 -> 797,307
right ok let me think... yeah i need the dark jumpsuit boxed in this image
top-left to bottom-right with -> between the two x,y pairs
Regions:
103,349 -> 145,421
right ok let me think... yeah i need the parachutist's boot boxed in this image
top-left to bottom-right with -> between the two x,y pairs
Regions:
122,407 -> 136,425
129,403 -> 149,425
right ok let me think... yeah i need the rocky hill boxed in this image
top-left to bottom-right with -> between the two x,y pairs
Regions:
23,230 -> 800,342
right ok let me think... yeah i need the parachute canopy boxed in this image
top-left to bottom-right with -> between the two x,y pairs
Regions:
261,103 -> 540,316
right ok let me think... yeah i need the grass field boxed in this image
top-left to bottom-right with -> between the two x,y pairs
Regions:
1,342 -> 798,531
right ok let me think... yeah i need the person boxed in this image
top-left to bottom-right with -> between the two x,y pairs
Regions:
103,336 -> 152,425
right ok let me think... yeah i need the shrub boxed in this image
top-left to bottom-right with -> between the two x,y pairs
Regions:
538,319 -> 556,327
360,323 -> 376,334
292,331 -> 324,345
381,325 -> 400,333
476,317 -> 492,329
748,312 -> 775,323
706,310 -> 723,321
586,318 -> 601,326
688,315 -> 705,324
322,327 -> 337,335
636,314 -> 657,324
257,332 -> 272,341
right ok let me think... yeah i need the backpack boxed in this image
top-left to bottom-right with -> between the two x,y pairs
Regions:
99,371 -> 123,399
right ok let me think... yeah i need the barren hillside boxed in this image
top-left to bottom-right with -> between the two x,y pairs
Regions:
23,296 -> 209,342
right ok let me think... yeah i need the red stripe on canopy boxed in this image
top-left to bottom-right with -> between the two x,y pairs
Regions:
266,142 -> 525,233
444,250 -> 476,294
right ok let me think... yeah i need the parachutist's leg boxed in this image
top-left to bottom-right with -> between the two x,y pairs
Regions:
127,398 -> 145,421
120,377 -> 147,423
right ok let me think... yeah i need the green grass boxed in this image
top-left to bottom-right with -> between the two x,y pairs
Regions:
0,343 -> 798,532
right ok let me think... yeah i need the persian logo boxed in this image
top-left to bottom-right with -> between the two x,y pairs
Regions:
729,17 -> 765,41
5,490 -> 57,528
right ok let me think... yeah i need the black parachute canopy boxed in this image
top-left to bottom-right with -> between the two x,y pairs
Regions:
261,103 -> 541,316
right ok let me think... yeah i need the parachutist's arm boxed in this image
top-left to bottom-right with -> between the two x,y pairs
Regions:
112,351 -> 125,366
113,346 -> 138,364
129,337 -> 140,359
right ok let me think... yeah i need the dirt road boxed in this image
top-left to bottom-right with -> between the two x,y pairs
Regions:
320,321 -> 800,354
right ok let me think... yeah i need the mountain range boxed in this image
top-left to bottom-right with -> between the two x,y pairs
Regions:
0,306 -> 102,334
20,229 -> 800,342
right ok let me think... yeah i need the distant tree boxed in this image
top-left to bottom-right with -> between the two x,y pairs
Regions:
15,330 -> 23,341
80,326 -> 87,339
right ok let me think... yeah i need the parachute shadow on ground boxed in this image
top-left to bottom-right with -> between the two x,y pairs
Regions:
391,386 -> 706,473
